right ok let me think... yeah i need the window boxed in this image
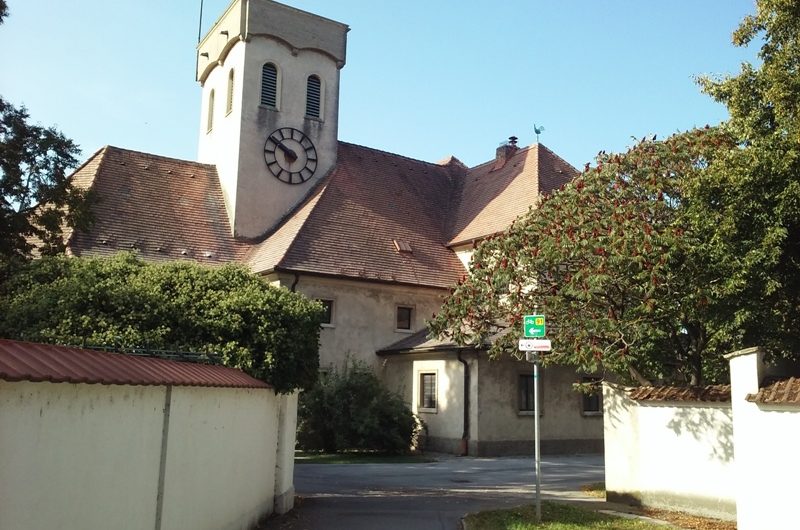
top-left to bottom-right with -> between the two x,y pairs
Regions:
261,63 -> 278,108
419,372 -> 436,411
207,89 -> 215,132
306,75 -> 321,118
396,306 -> 413,331
581,376 -> 602,415
318,299 -> 334,326
226,68 -> 234,115
518,373 -> 542,415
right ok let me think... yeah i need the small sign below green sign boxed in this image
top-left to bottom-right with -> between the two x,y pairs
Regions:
524,314 -> 545,338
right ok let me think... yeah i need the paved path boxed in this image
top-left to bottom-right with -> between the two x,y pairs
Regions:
265,454 -> 604,530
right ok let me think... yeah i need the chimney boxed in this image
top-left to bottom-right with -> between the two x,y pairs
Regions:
493,136 -> 519,171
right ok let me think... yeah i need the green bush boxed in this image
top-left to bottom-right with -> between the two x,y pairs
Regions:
297,361 -> 419,454
0,253 -> 322,393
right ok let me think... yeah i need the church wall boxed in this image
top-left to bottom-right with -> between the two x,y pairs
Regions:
272,273 -> 446,372
474,356 -> 604,455
197,40 -> 246,226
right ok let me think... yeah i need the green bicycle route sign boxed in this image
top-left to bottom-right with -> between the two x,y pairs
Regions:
523,314 -> 546,338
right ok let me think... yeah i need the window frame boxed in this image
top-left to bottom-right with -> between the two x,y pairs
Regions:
518,372 -> 544,416
418,371 -> 437,413
260,62 -> 280,109
581,376 -> 603,416
206,89 -> 215,133
305,74 -> 323,119
395,305 -> 414,332
317,298 -> 335,328
226,68 -> 235,115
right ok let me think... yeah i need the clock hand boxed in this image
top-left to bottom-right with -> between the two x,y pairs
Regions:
276,141 -> 298,162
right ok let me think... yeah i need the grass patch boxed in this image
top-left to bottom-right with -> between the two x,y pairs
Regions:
581,482 -> 606,498
464,502 -> 670,529
294,451 -> 435,464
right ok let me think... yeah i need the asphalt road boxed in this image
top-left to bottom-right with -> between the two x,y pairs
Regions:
265,454 -> 604,530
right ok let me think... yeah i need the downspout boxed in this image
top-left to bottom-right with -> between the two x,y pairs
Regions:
457,349 -> 470,456
290,272 -> 300,292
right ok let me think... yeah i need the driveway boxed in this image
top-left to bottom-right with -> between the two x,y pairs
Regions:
265,454 -> 604,530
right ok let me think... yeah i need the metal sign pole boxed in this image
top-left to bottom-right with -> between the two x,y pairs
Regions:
533,356 -> 541,523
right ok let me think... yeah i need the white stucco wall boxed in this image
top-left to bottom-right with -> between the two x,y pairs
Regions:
0,381 -> 164,530
408,356 -> 478,453
159,386 -> 280,530
728,348 -> 800,530
603,384 -> 736,520
0,380 -> 295,530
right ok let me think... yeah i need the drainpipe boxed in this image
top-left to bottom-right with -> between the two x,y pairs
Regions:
290,272 -> 300,292
457,349 -> 470,456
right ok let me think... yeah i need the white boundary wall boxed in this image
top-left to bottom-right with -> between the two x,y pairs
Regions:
605,348 -> 800,528
603,384 -> 736,520
0,380 -> 298,530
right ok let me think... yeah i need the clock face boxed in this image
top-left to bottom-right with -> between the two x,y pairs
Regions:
263,127 -> 318,184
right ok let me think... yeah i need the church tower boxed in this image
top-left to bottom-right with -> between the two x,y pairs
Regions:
196,0 -> 348,239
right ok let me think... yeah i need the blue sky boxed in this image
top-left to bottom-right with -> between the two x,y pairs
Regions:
0,1 -> 757,169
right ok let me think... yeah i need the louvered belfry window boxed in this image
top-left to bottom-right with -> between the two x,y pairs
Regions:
261,63 -> 278,108
306,75 -> 321,118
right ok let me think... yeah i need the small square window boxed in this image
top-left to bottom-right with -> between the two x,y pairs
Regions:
318,299 -> 334,326
419,372 -> 436,411
581,376 -> 602,415
396,306 -> 413,331
518,373 -> 543,415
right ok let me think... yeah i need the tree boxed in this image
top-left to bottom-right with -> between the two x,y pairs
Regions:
691,0 -> 800,360
0,253 -> 324,393
429,129 -> 735,386
297,361 -> 419,454
0,99 -> 91,261
0,3 -> 91,263
430,0 -> 800,386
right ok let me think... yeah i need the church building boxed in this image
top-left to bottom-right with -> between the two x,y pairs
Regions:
64,0 -> 603,455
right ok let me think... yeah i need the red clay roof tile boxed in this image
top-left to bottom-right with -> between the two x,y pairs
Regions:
0,339 -> 269,389
69,146 -> 249,265
627,385 -> 731,402
747,377 -> 800,405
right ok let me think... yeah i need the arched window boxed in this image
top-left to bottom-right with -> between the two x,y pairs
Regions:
261,63 -> 278,108
306,75 -> 321,118
226,68 -> 234,115
207,89 -> 215,132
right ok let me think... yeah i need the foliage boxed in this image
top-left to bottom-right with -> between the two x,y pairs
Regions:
431,130 -> 735,385
297,361 -> 419,454
0,97 -> 92,262
463,502 -> 667,530
431,0 -> 800,385
692,0 -> 800,361
0,253 -> 323,393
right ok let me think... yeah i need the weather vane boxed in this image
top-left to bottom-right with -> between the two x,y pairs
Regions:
533,123 -> 545,143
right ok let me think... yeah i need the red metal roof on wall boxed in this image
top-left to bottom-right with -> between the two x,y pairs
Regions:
0,339 -> 270,389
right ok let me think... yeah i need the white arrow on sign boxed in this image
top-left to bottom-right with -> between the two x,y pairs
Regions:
519,339 -> 552,352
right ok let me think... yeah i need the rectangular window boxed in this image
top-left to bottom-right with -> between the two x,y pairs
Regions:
419,372 -> 436,411
318,299 -> 334,326
396,306 -> 413,331
581,376 -> 602,415
518,373 -> 542,414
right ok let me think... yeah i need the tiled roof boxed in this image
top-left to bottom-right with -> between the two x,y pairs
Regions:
448,144 -> 577,246
627,385 -> 731,403
747,377 -> 800,405
0,339 -> 269,389
248,142 -> 466,289
67,141 -> 574,290
68,146 -> 249,265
